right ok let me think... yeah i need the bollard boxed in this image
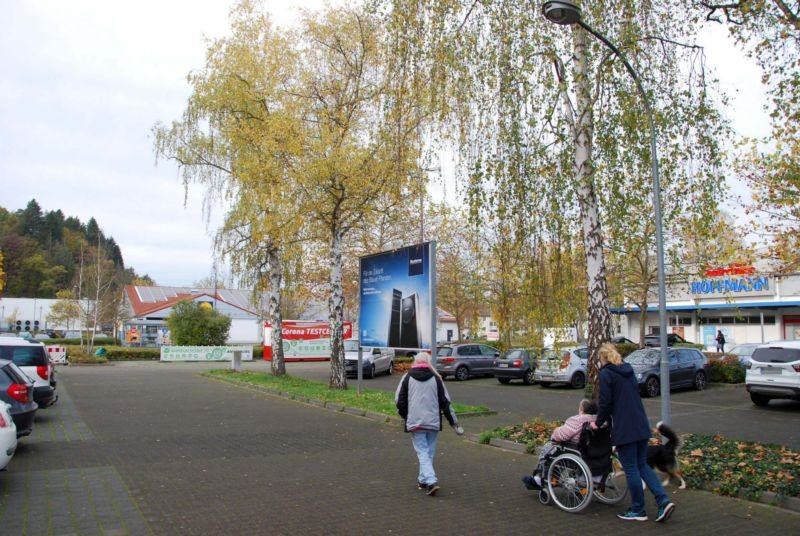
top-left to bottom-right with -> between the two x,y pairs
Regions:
232,350 -> 242,372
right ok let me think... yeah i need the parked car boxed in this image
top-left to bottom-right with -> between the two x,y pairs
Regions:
643,333 -> 689,347
343,339 -> 394,379
0,359 -> 38,437
534,346 -> 588,389
610,336 -> 636,345
0,401 -> 17,470
727,343 -> 760,367
434,343 -> 501,381
492,348 -> 539,385
745,341 -> 800,406
625,347 -> 708,397
0,338 -> 58,409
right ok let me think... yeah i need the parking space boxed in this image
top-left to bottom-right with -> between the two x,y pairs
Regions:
282,361 -> 800,448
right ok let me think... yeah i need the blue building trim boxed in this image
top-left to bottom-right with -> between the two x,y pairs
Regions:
611,301 -> 800,314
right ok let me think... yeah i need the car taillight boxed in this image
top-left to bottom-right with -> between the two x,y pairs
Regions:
37,365 -> 49,380
793,364 -> 800,373
439,357 -> 455,364
7,383 -> 30,403
560,353 -> 571,369
745,361 -> 752,370
512,359 -> 522,368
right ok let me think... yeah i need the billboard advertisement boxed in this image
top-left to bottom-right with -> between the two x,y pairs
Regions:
359,242 -> 435,351
263,320 -> 353,362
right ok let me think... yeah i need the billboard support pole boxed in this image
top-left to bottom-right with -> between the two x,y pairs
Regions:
430,241 -> 437,357
358,256 -> 364,395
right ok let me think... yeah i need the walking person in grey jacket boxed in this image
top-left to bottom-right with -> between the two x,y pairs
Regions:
395,352 -> 464,496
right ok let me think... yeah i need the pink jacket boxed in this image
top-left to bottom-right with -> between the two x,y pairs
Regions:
551,414 -> 597,445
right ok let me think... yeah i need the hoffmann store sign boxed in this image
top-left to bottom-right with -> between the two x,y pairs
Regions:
263,320 -> 353,362
689,265 -> 773,297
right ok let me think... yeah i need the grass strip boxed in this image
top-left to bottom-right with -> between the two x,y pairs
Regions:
205,369 -> 489,416
479,415 -> 800,499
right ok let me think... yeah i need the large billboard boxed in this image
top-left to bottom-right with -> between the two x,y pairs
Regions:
359,242 -> 436,351
263,320 -> 353,362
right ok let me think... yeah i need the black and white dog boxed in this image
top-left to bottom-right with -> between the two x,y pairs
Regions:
647,421 -> 686,489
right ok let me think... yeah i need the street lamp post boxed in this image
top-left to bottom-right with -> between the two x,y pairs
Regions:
542,0 -> 671,423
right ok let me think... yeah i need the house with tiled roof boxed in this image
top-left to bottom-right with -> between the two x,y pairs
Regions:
121,285 -> 276,346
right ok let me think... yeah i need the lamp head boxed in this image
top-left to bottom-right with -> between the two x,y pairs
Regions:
542,1 -> 582,25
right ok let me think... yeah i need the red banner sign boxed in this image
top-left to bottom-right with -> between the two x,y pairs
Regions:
263,321 -> 353,361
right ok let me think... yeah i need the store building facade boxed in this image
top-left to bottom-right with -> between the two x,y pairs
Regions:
613,266 -> 800,349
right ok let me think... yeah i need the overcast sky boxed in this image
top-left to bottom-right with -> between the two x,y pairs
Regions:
0,1 -> 768,288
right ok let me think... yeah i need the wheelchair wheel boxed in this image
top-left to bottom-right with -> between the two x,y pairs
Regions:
593,454 -> 628,505
546,453 -> 593,513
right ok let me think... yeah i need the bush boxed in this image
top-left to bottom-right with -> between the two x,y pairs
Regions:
65,345 -> 160,361
707,355 -> 746,383
615,343 -> 639,357
167,301 -> 231,345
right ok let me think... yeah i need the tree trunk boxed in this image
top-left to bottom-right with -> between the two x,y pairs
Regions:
573,29 -> 612,399
267,247 -> 286,376
328,225 -> 347,389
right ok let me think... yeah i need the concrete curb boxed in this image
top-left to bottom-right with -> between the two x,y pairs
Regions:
470,435 -> 800,514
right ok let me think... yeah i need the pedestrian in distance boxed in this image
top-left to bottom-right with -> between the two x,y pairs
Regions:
395,351 -> 464,496
716,330 -> 726,352
591,343 -> 676,523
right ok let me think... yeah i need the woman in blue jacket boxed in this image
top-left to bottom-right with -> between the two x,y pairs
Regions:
591,343 -> 675,523
395,352 -> 463,496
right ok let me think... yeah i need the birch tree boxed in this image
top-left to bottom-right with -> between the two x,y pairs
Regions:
385,0 -> 729,395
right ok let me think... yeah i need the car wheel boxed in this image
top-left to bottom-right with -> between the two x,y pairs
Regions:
367,364 -> 375,379
571,372 -> 586,390
750,392 -> 771,407
387,361 -> 394,375
523,369 -> 535,385
497,377 -> 511,384
455,366 -> 469,381
693,371 -> 707,391
539,382 -> 551,388
644,376 -> 660,397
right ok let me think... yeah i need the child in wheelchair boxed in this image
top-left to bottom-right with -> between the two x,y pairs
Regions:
523,399 -> 598,491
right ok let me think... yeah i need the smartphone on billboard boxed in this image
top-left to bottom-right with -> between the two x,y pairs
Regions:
388,289 -> 402,347
400,293 -> 421,348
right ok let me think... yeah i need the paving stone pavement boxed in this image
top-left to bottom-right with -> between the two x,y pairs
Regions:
1,362 -> 798,535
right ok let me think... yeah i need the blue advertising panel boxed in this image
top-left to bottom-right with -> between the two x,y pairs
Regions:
359,242 -> 435,351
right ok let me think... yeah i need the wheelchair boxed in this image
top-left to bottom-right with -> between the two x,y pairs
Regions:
537,425 -> 628,513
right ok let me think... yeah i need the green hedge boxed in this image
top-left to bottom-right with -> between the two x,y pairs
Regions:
707,355 -> 746,383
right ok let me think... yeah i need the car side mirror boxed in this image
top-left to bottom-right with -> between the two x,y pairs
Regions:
494,352 -> 500,358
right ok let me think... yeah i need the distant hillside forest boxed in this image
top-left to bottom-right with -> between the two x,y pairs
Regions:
0,199 -> 153,298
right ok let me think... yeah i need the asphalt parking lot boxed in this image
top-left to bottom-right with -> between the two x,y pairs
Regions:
288,361 -> 800,449
1,360 -> 798,535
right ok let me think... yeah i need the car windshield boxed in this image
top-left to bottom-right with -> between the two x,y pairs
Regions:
437,347 -> 453,357
344,340 -> 359,352
730,345 -> 756,357
503,350 -> 523,360
540,349 -> 560,361
2,345 -> 48,366
625,349 -> 661,366
751,347 -> 800,364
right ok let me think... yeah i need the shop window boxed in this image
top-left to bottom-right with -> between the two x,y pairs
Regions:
721,317 -> 735,324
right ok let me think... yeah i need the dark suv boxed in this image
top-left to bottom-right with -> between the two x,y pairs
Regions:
643,333 -> 688,347
435,343 -> 501,381
625,347 -> 709,397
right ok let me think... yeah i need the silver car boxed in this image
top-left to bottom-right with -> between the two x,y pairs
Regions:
534,346 -> 588,389
435,343 -> 501,381
343,339 -> 394,379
